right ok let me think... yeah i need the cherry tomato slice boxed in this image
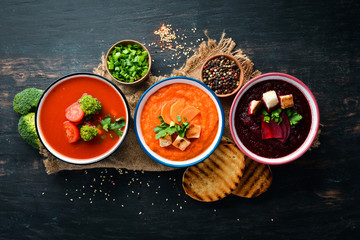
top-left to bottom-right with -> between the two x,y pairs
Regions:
63,121 -> 80,143
65,103 -> 84,122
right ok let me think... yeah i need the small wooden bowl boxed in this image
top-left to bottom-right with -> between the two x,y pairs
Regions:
105,40 -> 152,86
200,54 -> 244,98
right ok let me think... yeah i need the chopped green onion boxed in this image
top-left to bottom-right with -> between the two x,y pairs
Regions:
107,43 -> 149,83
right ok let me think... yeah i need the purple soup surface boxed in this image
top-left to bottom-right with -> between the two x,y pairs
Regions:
234,80 -> 312,158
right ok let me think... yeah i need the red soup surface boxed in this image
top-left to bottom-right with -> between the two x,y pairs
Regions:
140,83 -> 219,161
38,75 -> 127,160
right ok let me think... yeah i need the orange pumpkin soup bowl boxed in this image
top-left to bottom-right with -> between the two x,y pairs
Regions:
134,76 -> 225,168
35,73 -> 130,164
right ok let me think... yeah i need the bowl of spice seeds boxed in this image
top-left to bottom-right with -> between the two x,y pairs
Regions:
201,54 -> 244,97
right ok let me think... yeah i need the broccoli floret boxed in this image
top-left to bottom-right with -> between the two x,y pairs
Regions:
80,125 -> 98,141
13,88 -> 43,115
78,94 -> 102,116
18,112 -> 40,149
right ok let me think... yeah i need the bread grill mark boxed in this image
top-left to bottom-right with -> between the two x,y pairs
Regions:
183,180 -> 203,201
241,161 -> 266,196
182,140 -> 245,202
204,160 -> 222,179
239,158 -> 261,185
189,164 -> 209,178
210,145 -> 240,189
183,166 -> 218,201
182,136 -> 271,201
185,163 -> 226,201
232,157 -> 272,198
247,160 -> 272,197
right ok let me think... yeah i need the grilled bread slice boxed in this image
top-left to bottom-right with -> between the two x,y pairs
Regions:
220,136 -> 235,145
182,143 -> 245,202
232,157 -> 272,198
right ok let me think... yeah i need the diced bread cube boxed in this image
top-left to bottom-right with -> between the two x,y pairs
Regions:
248,100 -> 262,115
279,94 -> 294,109
172,136 -> 191,151
159,134 -> 172,147
262,90 -> 279,111
186,124 -> 201,139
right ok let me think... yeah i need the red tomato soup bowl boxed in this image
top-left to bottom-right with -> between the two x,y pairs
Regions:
134,76 -> 225,168
229,73 -> 319,165
35,73 -> 130,165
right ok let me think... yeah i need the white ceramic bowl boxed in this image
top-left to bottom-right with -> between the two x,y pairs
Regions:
134,76 -> 225,168
36,73 -> 130,165
229,73 -> 320,165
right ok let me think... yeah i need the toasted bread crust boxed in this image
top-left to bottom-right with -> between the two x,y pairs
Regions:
220,136 -> 235,145
232,157 -> 272,198
182,143 -> 245,202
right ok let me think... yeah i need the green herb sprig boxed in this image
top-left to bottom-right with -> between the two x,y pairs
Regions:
285,109 -> 303,128
153,115 -> 190,140
101,116 -> 126,136
262,108 -> 302,127
261,108 -> 283,124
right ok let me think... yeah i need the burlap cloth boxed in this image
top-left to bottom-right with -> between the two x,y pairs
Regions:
40,32 -> 321,174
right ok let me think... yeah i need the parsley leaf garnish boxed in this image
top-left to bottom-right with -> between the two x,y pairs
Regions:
285,109 -> 303,128
101,116 -> 126,136
101,116 -> 111,131
262,107 -> 302,126
271,108 -> 281,118
153,115 -> 190,139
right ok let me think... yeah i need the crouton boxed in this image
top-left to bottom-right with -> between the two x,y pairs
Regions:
186,124 -> 201,139
279,94 -> 294,109
172,136 -> 191,151
159,134 -> 172,147
262,90 -> 279,112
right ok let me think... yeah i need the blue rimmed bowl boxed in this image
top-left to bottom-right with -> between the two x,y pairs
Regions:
134,76 -> 225,168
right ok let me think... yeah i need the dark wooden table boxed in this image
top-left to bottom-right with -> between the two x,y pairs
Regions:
1,0 -> 359,239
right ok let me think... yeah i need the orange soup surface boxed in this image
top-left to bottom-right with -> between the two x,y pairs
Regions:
39,76 -> 127,160
141,83 -> 219,161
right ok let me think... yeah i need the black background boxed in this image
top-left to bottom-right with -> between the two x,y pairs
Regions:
1,0 -> 359,239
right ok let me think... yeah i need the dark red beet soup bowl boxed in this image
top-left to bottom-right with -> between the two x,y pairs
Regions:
229,73 -> 319,165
